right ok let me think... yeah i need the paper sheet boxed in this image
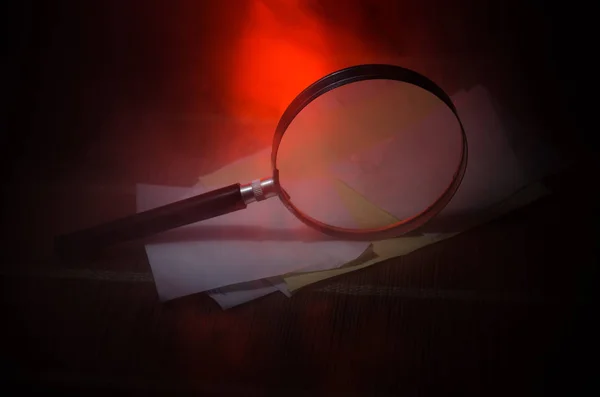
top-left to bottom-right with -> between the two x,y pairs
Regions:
137,182 -> 369,301
208,280 -> 279,309
207,276 -> 290,309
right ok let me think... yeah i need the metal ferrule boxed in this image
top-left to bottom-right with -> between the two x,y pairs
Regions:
240,177 -> 277,204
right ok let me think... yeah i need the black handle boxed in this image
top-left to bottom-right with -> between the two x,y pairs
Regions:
55,183 -> 247,256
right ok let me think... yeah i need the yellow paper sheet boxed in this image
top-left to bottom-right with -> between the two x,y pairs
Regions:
283,182 -> 549,291
282,178 -> 454,290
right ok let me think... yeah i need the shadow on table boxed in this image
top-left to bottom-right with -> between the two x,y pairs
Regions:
140,210 -> 486,244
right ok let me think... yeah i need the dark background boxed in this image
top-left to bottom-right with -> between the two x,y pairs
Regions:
2,0 -> 597,395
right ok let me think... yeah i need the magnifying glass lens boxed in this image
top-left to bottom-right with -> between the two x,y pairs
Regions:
277,79 -> 463,231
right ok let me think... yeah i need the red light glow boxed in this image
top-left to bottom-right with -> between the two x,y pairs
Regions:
226,0 -> 333,120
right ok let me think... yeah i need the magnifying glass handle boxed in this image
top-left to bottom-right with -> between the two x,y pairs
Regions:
55,183 -> 247,257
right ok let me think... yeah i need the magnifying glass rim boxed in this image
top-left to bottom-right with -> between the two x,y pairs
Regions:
270,64 -> 468,241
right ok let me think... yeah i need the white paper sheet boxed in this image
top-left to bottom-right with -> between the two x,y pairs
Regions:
207,278 -> 277,309
137,181 -> 369,301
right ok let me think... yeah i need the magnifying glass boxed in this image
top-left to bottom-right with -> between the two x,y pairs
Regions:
55,64 -> 467,256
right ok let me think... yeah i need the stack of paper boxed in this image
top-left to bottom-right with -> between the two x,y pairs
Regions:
137,85 -> 560,308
